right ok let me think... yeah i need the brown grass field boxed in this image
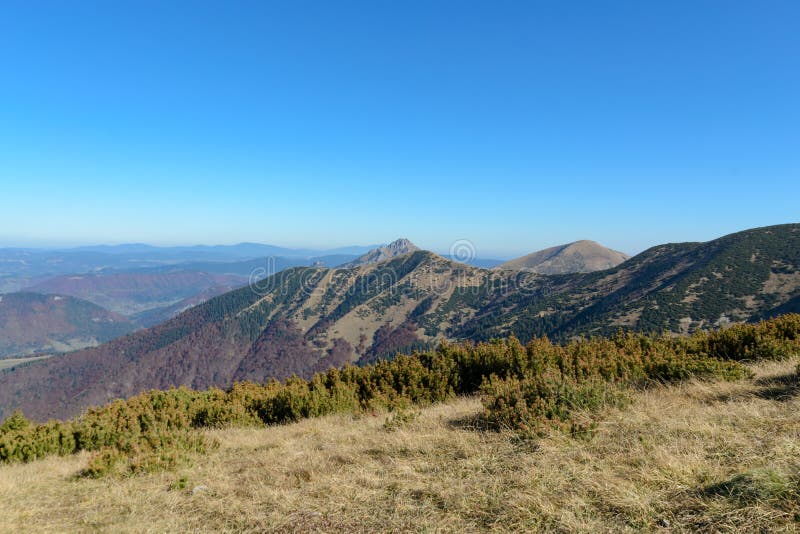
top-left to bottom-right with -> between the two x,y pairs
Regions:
0,359 -> 798,533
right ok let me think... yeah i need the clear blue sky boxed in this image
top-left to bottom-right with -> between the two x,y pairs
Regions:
1,1 -> 797,257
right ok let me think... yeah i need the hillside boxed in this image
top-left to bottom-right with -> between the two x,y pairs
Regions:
0,292 -> 134,358
0,224 -> 798,420
0,357 -> 797,532
128,286 -> 245,328
497,240 -> 629,274
467,223 -> 800,341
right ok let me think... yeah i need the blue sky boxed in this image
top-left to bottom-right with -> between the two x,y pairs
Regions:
1,1 -> 797,257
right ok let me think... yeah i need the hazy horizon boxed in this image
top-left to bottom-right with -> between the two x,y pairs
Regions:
2,2 -> 798,257
2,221 -> 797,260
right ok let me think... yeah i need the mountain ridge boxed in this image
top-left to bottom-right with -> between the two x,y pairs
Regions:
1,223 -> 798,421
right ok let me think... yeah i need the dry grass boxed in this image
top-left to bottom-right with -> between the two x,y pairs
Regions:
1,360 -> 798,533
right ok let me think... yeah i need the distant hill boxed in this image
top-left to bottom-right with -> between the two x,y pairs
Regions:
342,238 -> 419,267
25,271 -> 248,317
0,243 -> 369,293
3,252 -> 360,329
497,240 -> 629,274
1,223 -> 799,421
68,242 -> 380,260
132,254 -> 359,278
0,292 -> 134,358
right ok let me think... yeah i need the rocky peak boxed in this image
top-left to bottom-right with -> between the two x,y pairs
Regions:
343,238 -> 420,267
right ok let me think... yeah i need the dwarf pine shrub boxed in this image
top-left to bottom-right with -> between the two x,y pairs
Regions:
0,314 -> 797,472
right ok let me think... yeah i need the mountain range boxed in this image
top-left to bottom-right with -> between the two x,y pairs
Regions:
0,223 -> 798,421
0,240 -> 502,357
0,243 -> 374,293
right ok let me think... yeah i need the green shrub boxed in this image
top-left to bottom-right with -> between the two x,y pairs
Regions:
643,354 -> 752,383
1,314 -> 798,473
477,317 -> 798,435
688,315 -> 800,361
0,410 -> 30,434
480,372 -> 627,437
81,430 -> 213,479
0,420 -> 77,463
